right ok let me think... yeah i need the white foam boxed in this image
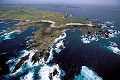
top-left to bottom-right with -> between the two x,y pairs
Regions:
0,21 -> 4,23
100,24 -> 107,28
20,49 -> 36,58
10,49 -> 37,74
0,30 -> 21,41
1,30 -> 6,32
81,35 -> 99,44
6,58 -> 17,72
46,40 -> 65,63
8,30 -> 66,77
6,30 -> 66,79
105,21 -> 113,24
20,49 -> 38,67
20,71 -> 34,80
54,30 -> 66,43
81,37 -> 90,44
75,66 -> 103,80
8,49 -> 65,80
107,30 -> 120,38
109,41 -> 117,47
26,38 -> 34,44
46,48 -> 54,63
39,64 -> 65,80
54,40 -> 65,53
105,41 -> 120,55
110,26 -> 115,28
107,46 -> 120,54
46,31 -> 66,63
101,24 -> 115,28
95,29 -> 120,40
56,41 -> 64,49
36,31 -> 66,78
89,35 -> 99,41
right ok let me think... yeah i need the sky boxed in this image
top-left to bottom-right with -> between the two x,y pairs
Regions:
0,0 -> 120,6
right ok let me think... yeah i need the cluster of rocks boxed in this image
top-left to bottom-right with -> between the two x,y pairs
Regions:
81,29 -> 120,44
64,13 -> 71,18
12,49 -> 51,73
49,69 -> 59,80
26,40 -> 41,50
12,53 -> 30,73
98,29 -> 119,38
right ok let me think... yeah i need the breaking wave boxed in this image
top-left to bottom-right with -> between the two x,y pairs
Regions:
81,20 -> 120,44
0,30 -> 21,42
46,30 -> 66,63
74,66 -> 103,80
4,30 -> 66,80
106,42 -> 120,55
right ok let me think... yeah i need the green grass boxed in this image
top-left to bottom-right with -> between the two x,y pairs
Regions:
0,4 -> 89,27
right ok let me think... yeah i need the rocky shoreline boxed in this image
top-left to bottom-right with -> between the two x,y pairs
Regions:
1,18 -> 112,79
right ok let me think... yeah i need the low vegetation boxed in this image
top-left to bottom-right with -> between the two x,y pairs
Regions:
0,4 -> 89,27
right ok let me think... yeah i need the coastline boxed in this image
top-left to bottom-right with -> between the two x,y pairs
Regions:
0,5 -> 103,79
0,4 -> 120,80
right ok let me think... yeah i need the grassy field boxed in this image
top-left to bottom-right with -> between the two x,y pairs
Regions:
0,4 -> 88,27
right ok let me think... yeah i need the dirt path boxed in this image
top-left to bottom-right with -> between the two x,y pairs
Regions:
66,23 -> 94,27
40,20 -> 94,29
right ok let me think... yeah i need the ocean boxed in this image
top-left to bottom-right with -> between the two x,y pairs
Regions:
0,4 -> 120,80
27,4 -> 120,79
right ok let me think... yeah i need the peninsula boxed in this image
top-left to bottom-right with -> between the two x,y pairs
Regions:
0,5 -> 102,75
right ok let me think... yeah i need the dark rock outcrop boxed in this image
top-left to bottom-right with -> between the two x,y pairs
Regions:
12,53 -> 30,73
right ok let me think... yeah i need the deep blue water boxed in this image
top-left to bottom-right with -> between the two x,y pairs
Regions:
0,4 -> 120,80
27,4 -> 120,80
0,21 -> 19,32
0,22 -> 39,77
27,4 -> 120,57
54,30 -> 120,80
